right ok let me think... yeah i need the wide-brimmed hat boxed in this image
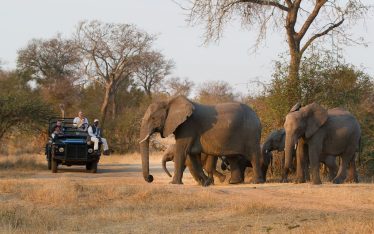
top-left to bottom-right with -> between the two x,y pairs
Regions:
94,119 -> 99,123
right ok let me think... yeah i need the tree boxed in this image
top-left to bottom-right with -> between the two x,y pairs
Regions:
134,51 -> 174,98
165,77 -> 195,97
16,34 -> 81,111
185,0 -> 369,105
76,20 -> 154,127
0,72 -> 53,142
196,80 -> 236,104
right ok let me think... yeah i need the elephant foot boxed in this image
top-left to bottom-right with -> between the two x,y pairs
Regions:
169,179 -> 183,185
252,178 -> 265,184
332,177 -> 345,184
229,177 -> 244,184
311,179 -> 322,185
295,177 -> 306,184
202,178 -> 214,187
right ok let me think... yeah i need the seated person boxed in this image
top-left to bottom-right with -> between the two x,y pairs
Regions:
51,120 -> 64,139
73,111 -> 89,131
87,119 -> 110,155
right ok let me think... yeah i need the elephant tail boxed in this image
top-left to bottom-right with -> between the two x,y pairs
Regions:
357,136 -> 362,166
270,153 -> 273,175
162,154 -> 173,178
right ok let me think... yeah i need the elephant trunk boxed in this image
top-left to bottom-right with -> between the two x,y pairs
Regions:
139,125 -> 153,183
162,153 -> 172,177
284,135 -> 296,174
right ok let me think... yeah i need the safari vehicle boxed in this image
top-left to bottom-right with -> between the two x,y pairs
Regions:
45,118 -> 101,173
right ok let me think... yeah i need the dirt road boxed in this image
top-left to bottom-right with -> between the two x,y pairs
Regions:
0,154 -> 373,233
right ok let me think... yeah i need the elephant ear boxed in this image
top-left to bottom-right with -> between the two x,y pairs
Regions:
163,96 -> 194,137
303,103 -> 328,138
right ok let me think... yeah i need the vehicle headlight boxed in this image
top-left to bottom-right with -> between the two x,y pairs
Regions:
58,147 -> 65,153
88,148 -> 93,154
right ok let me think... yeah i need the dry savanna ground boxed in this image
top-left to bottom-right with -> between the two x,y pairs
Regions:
0,153 -> 373,234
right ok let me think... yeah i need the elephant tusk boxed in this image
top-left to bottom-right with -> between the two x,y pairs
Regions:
294,143 -> 298,150
139,134 -> 151,144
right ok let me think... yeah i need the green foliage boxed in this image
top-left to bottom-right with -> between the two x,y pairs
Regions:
0,72 -> 54,143
262,51 -> 374,175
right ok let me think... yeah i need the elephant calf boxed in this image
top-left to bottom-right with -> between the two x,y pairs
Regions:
220,145 -> 272,182
162,144 -> 226,184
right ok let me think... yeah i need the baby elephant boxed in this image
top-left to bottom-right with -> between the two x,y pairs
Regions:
220,145 -> 272,182
162,144 -> 226,184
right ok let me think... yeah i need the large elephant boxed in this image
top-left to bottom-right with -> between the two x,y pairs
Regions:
139,95 -> 264,186
161,144 -> 226,184
283,103 -> 361,184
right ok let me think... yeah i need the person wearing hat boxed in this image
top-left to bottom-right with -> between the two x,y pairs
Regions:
88,119 -> 110,155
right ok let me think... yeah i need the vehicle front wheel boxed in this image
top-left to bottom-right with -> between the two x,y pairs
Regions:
90,161 -> 98,173
51,158 -> 58,173
86,162 -> 92,170
47,159 -> 52,170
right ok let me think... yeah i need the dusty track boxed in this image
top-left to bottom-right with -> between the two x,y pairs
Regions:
0,154 -> 373,233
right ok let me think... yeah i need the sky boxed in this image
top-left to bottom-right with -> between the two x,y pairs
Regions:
0,0 -> 373,95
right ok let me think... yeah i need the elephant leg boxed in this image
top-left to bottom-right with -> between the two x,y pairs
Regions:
227,157 -> 243,184
323,156 -> 338,181
203,155 -> 217,184
332,158 -> 349,184
281,153 -> 289,183
295,139 -> 307,183
333,149 -> 356,184
186,156 -> 202,185
204,156 -> 226,183
345,158 -> 359,183
171,144 -> 188,184
309,145 -> 322,185
189,153 -> 212,186
249,148 -> 265,183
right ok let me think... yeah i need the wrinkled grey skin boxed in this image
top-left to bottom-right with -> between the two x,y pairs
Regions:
283,103 -> 361,184
162,144 -> 226,184
139,95 -> 264,186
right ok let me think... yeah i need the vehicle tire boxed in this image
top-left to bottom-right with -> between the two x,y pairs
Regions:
86,162 -> 92,170
51,158 -> 58,173
47,158 -> 52,170
90,161 -> 98,173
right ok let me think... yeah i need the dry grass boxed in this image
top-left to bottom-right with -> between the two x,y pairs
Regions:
0,154 -> 45,171
0,153 -> 373,233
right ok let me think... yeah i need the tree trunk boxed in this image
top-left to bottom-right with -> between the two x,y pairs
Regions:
287,50 -> 302,105
100,81 -> 114,129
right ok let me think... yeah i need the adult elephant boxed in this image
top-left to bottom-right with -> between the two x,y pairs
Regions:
139,95 -> 264,186
283,103 -> 361,184
162,144 -> 226,184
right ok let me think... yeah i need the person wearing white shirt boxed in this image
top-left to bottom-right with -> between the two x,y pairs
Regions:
73,111 -> 89,130
88,119 -> 110,155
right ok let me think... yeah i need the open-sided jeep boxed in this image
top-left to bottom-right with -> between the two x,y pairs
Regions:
45,118 -> 101,173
